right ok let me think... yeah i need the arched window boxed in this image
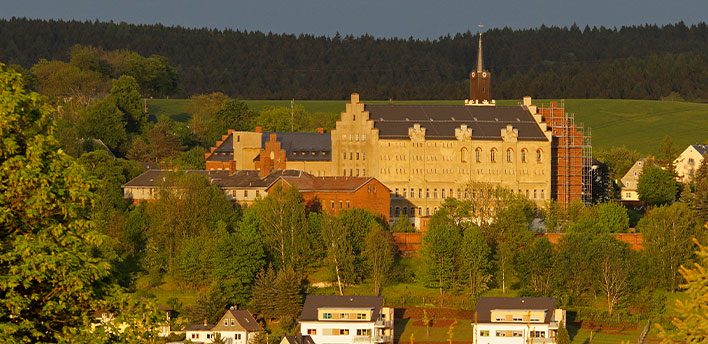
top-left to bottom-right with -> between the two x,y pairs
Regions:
506,148 -> 513,163
490,148 -> 497,163
395,207 -> 400,216
521,149 -> 527,163
460,147 -> 468,163
475,148 -> 482,162
536,149 -> 543,163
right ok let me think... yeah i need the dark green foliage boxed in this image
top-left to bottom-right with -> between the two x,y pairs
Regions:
595,146 -> 643,179
250,266 -> 303,320
594,202 -> 629,233
186,285 -> 228,324
391,215 -> 415,232
515,237 -> 556,296
637,164 -> 678,206
5,19 -> 708,100
420,213 -> 462,295
364,224 -> 396,295
109,75 -> 145,133
78,99 -> 128,153
459,227 -> 491,298
172,146 -> 208,169
250,266 -> 278,319
556,323 -> 571,344
207,99 -> 255,144
689,158 -> 708,222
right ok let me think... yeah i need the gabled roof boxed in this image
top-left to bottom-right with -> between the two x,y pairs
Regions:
300,295 -> 383,322
691,144 -> 708,156
226,309 -> 261,332
184,323 -> 214,331
365,104 -> 548,141
282,335 -> 316,344
121,169 -> 304,189
475,297 -> 556,323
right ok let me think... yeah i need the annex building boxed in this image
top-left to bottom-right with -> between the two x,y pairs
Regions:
205,33 -> 591,226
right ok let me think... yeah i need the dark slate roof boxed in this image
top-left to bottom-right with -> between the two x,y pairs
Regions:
121,169 -> 304,189
299,295 -> 383,322
282,335 -> 316,344
228,309 -> 261,332
692,144 -> 708,156
262,132 -> 332,161
475,297 -> 556,324
208,133 -> 235,161
184,323 -> 214,331
365,104 -> 548,141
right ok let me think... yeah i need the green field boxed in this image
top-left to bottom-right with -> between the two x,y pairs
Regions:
146,98 -> 708,155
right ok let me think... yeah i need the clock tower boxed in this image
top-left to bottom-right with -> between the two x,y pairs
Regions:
469,30 -> 491,103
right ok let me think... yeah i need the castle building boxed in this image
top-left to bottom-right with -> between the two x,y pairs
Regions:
205,33 -> 591,226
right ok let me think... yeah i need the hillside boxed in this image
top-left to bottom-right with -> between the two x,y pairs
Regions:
147,98 -> 708,154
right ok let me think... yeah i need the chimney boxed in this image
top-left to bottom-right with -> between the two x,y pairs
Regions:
523,96 -> 532,106
255,126 -> 262,133
203,319 -> 207,326
270,133 -> 277,142
317,127 -> 324,134
351,93 -> 360,104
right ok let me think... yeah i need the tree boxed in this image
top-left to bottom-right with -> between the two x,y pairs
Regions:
657,238 -> 708,342
515,237 -> 556,296
541,199 -> 565,232
391,215 -> 414,232
363,224 -> 396,296
253,184 -> 311,272
109,75 -> 145,133
0,64 -> 162,343
594,146 -> 642,180
637,164 -> 678,206
557,323 -> 571,344
147,121 -> 185,162
320,214 -> 354,295
421,215 -> 461,300
459,227 -> 491,298
78,99 -> 128,153
594,202 -> 629,233
206,99 -> 255,145
255,105 -> 307,132
186,92 -> 229,146
658,135 -> 678,168
597,236 -> 633,316
250,266 -> 278,320
689,158 -> 708,222
488,199 -> 534,293
186,285 -> 228,324
273,267 -> 303,320
638,203 -> 699,291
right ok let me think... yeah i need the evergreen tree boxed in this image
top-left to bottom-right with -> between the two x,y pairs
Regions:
250,266 -> 278,320
557,323 -> 571,344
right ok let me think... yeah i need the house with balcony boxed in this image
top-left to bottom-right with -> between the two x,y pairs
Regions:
473,297 -> 566,344
298,295 -> 394,344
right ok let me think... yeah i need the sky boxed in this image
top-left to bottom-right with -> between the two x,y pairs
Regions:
2,0 -> 707,38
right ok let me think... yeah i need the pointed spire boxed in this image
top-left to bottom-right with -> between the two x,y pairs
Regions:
477,30 -> 483,72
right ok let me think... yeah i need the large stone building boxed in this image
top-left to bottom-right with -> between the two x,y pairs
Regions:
205,33 -> 591,226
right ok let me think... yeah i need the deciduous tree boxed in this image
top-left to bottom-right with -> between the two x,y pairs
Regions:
459,227 -> 491,298
637,164 -> 678,206
363,224 -> 396,295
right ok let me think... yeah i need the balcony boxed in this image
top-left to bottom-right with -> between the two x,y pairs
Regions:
353,335 -> 391,343
374,319 -> 392,328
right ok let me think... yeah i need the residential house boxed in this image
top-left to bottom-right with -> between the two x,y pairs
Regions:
473,297 -> 566,344
620,158 -> 647,202
280,334 -> 316,344
674,144 -> 708,183
298,295 -> 394,344
185,307 -> 261,344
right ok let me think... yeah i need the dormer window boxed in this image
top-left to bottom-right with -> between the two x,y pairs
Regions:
231,319 -> 235,326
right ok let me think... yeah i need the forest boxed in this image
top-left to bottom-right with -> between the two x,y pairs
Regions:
2,18 -> 708,100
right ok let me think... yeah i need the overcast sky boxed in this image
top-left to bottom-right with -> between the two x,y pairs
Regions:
2,0 -> 706,38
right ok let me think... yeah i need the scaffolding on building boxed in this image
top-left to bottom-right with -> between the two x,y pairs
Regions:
540,100 -> 593,207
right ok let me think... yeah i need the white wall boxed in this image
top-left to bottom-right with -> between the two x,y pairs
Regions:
300,321 -> 378,344
474,323 -> 552,344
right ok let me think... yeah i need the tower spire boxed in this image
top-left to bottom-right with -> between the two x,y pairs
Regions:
477,25 -> 484,72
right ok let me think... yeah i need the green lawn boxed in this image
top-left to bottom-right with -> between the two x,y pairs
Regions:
147,98 -> 708,155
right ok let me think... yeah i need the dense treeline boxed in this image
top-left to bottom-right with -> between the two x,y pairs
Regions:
2,18 -> 708,100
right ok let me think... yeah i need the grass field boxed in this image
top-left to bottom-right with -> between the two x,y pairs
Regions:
146,98 -> 708,156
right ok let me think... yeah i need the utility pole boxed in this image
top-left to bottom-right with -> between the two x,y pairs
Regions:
291,98 -> 295,131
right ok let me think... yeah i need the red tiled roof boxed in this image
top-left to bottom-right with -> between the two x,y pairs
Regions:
279,174 -> 388,192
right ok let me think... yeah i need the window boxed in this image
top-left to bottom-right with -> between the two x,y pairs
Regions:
426,208 -> 430,216
403,188 -> 407,198
395,188 -> 399,196
244,190 -> 248,198
480,330 -> 490,337
356,134 -> 359,141
346,201 -> 350,208
356,152 -> 360,160
403,207 -> 408,215
418,189 -> 422,198
344,169 -> 347,176
460,147 -> 468,163
490,148 -> 497,162
331,201 -> 335,209
534,189 -> 537,199
441,189 -> 446,198
475,148 -> 481,162
363,152 -> 366,160
526,190 -> 529,198
531,331 -> 545,338
513,316 -> 523,321
536,149 -> 543,163
426,189 -> 430,198
323,313 -> 333,319
363,168 -> 366,175
512,331 -> 523,337
339,201 -> 343,208
367,185 -> 371,192
541,189 -> 545,199
224,319 -> 228,326
235,334 -> 242,340
350,168 -> 353,176
356,313 -> 367,320
356,169 -> 360,176
411,188 -> 415,199
633,172 -> 637,177
339,329 -> 349,335
373,185 -> 377,192
434,189 -> 438,198
343,152 -> 347,160
307,329 -> 317,335
255,190 -> 260,198
626,182 -> 630,187
496,331 -> 507,337
363,134 -> 367,141
507,148 -> 513,163
207,334 -> 212,339
357,329 -> 372,336
350,152 -> 353,160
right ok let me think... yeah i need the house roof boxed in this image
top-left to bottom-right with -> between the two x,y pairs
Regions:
278,174 -> 388,193
262,132 -> 332,161
299,295 -> 384,322
365,104 -> 548,141
184,323 -> 214,331
226,309 -> 261,332
691,144 -> 708,156
282,335 -> 316,344
475,297 -> 556,323
208,133 -> 235,161
122,169 -> 305,189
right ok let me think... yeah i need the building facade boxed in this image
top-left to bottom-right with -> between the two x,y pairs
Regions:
185,307 -> 261,344
298,295 -> 394,344
674,144 -> 708,183
473,297 -> 566,344
620,158 -> 648,202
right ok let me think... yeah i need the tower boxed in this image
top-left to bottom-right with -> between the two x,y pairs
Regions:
469,30 -> 491,103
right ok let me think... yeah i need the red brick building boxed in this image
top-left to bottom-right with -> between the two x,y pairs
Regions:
272,173 -> 391,222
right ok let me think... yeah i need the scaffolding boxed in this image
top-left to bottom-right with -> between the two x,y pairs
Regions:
540,100 -> 593,207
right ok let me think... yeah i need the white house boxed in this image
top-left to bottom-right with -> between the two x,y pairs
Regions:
298,295 -> 394,344
473,297 -> 566,344
185,307 -> 261,344
674,144 -> 708,183
620,158 -> 648,201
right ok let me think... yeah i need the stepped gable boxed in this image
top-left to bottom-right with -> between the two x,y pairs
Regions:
206,130 -> 235,162
259,132 -> 332,161
475,297 -> 556,323
365,104 -> 547,141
